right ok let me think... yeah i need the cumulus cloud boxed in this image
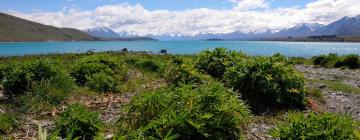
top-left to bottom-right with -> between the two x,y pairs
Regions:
5,0 -> 360,36
230,0 -> 269,11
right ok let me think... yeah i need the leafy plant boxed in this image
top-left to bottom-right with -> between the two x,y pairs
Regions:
135,59 -> 162,72
224,56 -> 306,112
312,54 -> 339,68
3,59 -> 74,97
195,48 -> 241,78
52,104 -> 104,139
270,112 -> 359,140
165,63 -> 211,86
335,54 -> 360,69
116,82 -> 249,139
70,55 -> 127,92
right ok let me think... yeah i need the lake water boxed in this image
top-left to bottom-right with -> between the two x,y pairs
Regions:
1,41 -> 360,57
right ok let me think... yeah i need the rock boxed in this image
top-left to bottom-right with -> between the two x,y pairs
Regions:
160,49 -> 167,54
121,48 -> 128,52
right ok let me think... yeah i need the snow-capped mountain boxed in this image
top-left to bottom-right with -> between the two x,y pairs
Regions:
83,15 -> 360,41
84,27 -> 120,38
317,15 -> 360,36
276,23 -> 324,37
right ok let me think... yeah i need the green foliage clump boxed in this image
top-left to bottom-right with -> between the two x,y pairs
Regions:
224,56 -> 306,112
0,113 -> 19,134
270,112 -> 359,140
71,55 -> 127,92
335,54 -> 360,69
195,48 -> 240,78
312,53 -> 339,68
135,59 -> 162,72
165,63 -> 211,86
2,59 -> 74,97
52,104 -> 104,139
116,82 -> 249,139
311,53 -> 360,69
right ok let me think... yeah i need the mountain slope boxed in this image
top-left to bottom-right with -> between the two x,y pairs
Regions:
318,16 -> 360,35
0,13 -> 97,42
84,27 -> 120,38
276,23 -> 324,37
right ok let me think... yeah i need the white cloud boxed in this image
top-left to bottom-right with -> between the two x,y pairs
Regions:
5,0 -> 360,36
230,0 -> 269,11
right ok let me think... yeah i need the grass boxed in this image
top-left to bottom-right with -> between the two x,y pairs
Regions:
307,79 -> 360,94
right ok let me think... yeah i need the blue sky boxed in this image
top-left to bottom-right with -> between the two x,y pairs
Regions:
2,0 -> 359,36
1,0 -> 315,12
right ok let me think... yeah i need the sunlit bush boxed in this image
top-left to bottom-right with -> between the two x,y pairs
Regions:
70,55 -> 127,92
165,63 -> 211,86
270,112 -> 359,139
195,48 -> 241,78
116,82 -> 249,139
135,59 -> 162,72
52,104 -> 104,139
3,59 -> 74,97
224,56 -> 306,112
312,53 -> 339,68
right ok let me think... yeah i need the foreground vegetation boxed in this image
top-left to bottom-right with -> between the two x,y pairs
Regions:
0,49 -> 359,139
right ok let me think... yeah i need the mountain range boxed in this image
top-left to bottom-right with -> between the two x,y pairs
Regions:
1,12 -> 360,42
0,13 -> 97,42
148,15 -> 360,40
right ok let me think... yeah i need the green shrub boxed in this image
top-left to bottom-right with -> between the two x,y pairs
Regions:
3,59 -> 74,97
52,104 -> 104,139
312,54 -> 338,68
165,63 -> 211,86
335,54 -> 360,69
135,59 -> 161,72
224,56 -> 306,112
116,82 -> 249,139
71,55 -> 127,92
85,72 -> 119,93
195,48 -> 240,78
270,112 -> 359,140
0,113 -> 19,134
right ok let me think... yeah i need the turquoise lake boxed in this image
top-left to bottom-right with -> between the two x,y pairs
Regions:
1,41 -> 360,57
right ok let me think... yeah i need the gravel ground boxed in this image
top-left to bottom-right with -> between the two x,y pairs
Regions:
296,65 -> 360,120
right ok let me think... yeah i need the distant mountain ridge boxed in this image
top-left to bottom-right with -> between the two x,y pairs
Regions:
151,15 -> 360,40
84,27 -> 157,41
276,23 -> 324,37
317,16 -> 360,36
0,13 -> 97,42
84,27 -> 120,38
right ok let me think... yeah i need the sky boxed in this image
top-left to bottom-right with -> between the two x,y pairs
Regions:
1,0 -> 360,36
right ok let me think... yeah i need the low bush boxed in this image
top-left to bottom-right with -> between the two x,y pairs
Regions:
335,54 -> 360,69
70,55 -> 127,93
195,48 -> 240,79
312,53 -> 339,68
52,104 -> 104,139
116,82 -> 250,139
224,56 -> 306,112
0,113 -> 19,135
135,59 -> 162,72
3,59 -> 74,97
270,112 -> 359,139
165,63 -> 211,86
